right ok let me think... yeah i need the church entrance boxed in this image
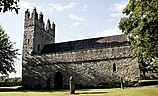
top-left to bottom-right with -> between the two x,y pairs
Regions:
54,71 -> 63,89
46,76 -> 51,89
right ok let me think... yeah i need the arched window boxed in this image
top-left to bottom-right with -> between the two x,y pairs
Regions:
113,63 -> 116,72
37,44 -> 40,51
42,35 -> 44,40
28,39 -> 30,44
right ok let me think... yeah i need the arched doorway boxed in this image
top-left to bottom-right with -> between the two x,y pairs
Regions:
46,76 -> 51,89
54,71 -> 63,89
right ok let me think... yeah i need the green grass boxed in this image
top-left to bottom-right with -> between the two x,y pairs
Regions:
0,86 -> 158,96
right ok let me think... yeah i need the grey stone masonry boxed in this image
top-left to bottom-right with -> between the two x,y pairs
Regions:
22,8 -> 140,89
23,8 -> 55,57
22,45 -> 140,88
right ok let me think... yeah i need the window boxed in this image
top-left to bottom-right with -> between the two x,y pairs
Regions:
28,39 -> 30,44
37,44 -> 40,51
42,35 -> 44,40
113,63 -> 116,72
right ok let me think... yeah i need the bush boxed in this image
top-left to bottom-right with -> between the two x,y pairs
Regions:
0,77 -> 21,87
139,80 -> 158,86
62,81 -> 139,89
97,81 -> 139,88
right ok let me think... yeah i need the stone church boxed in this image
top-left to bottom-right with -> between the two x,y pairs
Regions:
22,8 -> 140,89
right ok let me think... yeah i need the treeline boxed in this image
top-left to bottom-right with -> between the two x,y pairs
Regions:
0,76 -> 21,87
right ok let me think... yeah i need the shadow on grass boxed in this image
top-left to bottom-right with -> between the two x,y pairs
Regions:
0,88 -> 18,92
0,87 -> 67,93
75,91 -> 108,95
0,87 -> 108,95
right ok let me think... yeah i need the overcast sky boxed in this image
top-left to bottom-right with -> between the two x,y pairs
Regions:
0,0 -> 128,77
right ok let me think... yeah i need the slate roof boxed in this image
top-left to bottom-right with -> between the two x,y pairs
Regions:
40,35 -> 130,54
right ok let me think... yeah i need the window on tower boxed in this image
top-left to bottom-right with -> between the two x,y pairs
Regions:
42,35 -> 44,40
37,44 -> 40,52
28,39 -> 30,44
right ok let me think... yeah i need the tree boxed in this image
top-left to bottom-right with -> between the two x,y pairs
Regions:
0,0 -> 19,14
119,0 -> 158,76
0,25 -> 19,76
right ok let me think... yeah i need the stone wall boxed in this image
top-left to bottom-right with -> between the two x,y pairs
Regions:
22,45 -> 140,89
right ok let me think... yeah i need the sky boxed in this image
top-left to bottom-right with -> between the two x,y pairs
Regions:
0,0 -> 128,77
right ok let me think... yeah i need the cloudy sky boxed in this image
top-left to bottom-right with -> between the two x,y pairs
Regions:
0,0 -> 128,77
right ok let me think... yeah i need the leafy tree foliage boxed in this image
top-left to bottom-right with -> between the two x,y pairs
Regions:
119,0 -> 158,60
0,25 -> 18,75
0,0 -> 19,14
119,0 -> 158,75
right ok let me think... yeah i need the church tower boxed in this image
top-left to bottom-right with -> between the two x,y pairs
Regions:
22,8 -> 55,58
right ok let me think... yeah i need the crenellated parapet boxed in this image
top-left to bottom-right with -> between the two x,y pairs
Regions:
25,8 -> 40,21
31,8 -> 38,19
24,8 -> 55,36
46,19 -> 55,36
23,8 -> 55,56
39,12 -> 43,22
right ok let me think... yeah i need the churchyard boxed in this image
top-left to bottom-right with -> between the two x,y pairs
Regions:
0,85 -> 158,96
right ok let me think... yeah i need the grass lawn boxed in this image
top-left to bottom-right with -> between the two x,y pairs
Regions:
0,86 -> 158,96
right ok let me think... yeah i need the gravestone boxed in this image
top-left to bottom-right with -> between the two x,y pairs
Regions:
69,76 -> 75,94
